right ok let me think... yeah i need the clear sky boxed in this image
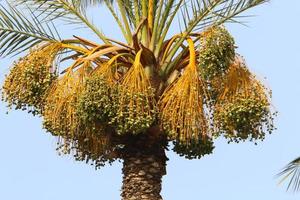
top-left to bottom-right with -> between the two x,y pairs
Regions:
0,0 -> 300,199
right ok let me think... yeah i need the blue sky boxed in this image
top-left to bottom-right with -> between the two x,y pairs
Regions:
0,0 -> 300,199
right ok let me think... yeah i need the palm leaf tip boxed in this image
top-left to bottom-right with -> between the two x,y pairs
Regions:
0,4 -> 59,57
10,0 -> 108,43
278,157 -> 300,192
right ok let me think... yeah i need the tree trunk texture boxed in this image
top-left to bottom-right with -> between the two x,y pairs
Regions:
121,136 -> 167,200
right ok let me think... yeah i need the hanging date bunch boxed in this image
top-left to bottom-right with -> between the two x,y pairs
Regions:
42,60 -> 120,168
2,42 -> 62,115
76,58 -> 120,130
110,50 -> 158,135
198,26 -> 235,81
42,62 -> 88,137
159,38 -> 209,145
214,56 -> 276,143
172,137 -> 215,159
55,128 -> 119,169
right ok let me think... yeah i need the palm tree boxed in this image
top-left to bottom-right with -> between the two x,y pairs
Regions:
0,0 -> 275,199
278,158 -> 300,192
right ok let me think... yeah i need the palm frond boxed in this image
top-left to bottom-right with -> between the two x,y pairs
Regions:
278,157 -> 300,192
121,0 -> 136,27
116,0 -> 133,44
0,4 -> 59,56
10,0 -> 109,43
104,0 -> 130,43
76,0 -> 108,10
181,0 -> 268,32
160,0 -> 268,74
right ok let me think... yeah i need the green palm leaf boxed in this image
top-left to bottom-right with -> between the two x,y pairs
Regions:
160,0 -> 268,74
278,157 -> 300,192
180,0 -> 268,32
0,4 -> 59,56
10,0 -> 109,43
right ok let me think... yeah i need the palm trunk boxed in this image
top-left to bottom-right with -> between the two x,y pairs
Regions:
121,137 -> 167,200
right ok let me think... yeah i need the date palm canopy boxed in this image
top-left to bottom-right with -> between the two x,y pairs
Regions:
1,0 -> 276,199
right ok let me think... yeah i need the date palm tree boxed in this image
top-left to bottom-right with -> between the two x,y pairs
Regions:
1,0 -> 275,199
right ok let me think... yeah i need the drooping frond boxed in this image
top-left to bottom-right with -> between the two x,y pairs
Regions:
278,157 -> 300,192
2,42 -> 62,114
0,4 -> 59,56
159,38 -> 210,144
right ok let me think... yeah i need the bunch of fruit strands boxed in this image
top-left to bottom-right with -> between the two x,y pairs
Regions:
217,56 -> 253,101
43,60 -> 89,140
77,55 -> 122,125
112,49 -> 157,135
2,42 -> 62,115
78,54 -> 127,127
74,56 -> 125,151
56,129 -> 114,166
43,71 -> 82,135
214,56 -> 274,142
43,61 -> 113,161
172,137 -> 215,159
68,55 -> 134,167
91,54 -> 127,85
159,38 -> 210,145
54,57 -> 124,166
199,26 -> 235,80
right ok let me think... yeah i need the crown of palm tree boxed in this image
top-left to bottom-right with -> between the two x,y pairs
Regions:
1,0 -> 275,167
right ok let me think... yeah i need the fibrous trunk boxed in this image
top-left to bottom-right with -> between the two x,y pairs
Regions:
121,136 -> 167,200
